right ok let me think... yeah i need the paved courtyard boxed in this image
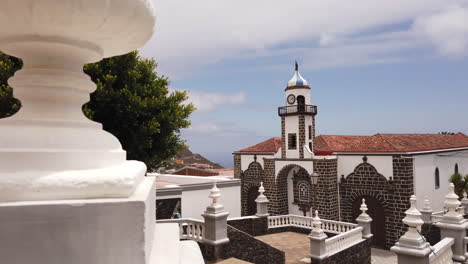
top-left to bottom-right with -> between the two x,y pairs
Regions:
255,232 -> 397,264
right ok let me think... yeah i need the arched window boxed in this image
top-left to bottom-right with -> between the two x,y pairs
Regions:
435,167 -> 440,189
455,163 -> 459,174
298,182 -> 310,202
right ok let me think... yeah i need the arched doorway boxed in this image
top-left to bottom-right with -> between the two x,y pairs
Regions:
352,196 -> 386,248
297,95 -> 305,112
246,186 -> 259,216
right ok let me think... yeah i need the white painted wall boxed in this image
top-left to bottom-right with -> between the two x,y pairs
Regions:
337,155 -> 393,180
285,89 -> 311,105
181,185 -> 241,220
274,160 -> 314,179
414,150 -> 468,211
240,154 -> 274,171
286,166 -> 310,216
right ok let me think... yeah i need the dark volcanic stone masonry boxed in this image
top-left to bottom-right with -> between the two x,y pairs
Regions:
311,239 -> 371,264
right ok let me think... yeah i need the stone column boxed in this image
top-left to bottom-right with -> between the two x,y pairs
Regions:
461,191 -> 468,215
435,183 -> 468,262
420,197 -> 433,224
202,182 -> 230,246
308,210 -> 328,261
356,199 -> 373,240
256,182 -> 270,217
391,195 -> 431,264
0,1 -> 159,264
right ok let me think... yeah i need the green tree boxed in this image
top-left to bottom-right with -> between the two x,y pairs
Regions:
449,173 -> 468,198
0,51 -> 194,170
0,52 -> 21,118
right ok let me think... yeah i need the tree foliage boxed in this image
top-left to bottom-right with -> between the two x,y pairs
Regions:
0,51 -> 194,170
449,173 -> 468,198
0,52 -> 21,118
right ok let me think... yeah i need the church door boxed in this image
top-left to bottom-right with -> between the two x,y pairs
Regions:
246,186 -> 259,216
352,196 -> 386,248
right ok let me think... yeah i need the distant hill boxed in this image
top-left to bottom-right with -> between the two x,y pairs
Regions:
164,148 -> 224,170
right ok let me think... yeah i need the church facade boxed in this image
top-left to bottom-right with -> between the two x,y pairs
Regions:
233,63 -> 468,248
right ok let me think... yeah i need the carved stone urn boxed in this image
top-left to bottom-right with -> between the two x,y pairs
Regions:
0,0 -> 156,201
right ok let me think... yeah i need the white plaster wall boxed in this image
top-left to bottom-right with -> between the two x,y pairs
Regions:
274,160 -> 314,179
285,89 -> 311,105
286,167 -> 309,216
337,155 -> 393,180
240,154 -> 274,171
181,185 -> 241,220
285,115 -> 299,159
414,150 -> 468,211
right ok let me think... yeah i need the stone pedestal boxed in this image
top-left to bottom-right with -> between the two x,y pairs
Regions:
0,177 -> 158,264
255,182 -> 270,217
201,183 -> 230,246
356,199 -> 373,240
308,211 -> 328,260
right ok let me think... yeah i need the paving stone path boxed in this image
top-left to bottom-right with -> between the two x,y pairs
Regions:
255,232 -> 397,264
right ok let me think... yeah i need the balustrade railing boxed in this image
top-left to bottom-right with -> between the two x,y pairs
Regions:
431,211 -> 444,223
157,218 -> 205,242
325,226 -> 364,256
278,105 -> 317,116
268,214 -> 358,234
429,237 -> 454,264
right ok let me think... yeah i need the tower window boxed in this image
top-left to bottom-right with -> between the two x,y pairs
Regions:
309,142 -> 312,150
435,167 -> 440,189
308,125 -> 312,140
455,163 -> 459,174
288,133 -> 297,149
298,182 -> 310,202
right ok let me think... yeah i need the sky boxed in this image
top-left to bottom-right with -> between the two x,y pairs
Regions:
140,0 -> 468,168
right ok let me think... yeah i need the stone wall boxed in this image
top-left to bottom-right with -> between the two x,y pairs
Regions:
234,154 -> 241,179
299,115 -> 305,159
314,158 -> 339,220
227,216 -> 268,236
199,225 -> 285,264
339,155 -> 414,248
281,117 -> 286,158
240,159 -> 265,216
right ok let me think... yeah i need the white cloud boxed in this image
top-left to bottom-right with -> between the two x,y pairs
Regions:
413,5 -> 468,56
187,91 -> 246,112
140,0 -> 466,76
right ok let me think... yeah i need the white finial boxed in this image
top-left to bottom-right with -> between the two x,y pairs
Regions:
208,181 -> 221,206
422,196 -> 432,211
310,210 -> 325,236
259,182 -> 265,195
400,195 -> 424,244
360,199 -> 369,217
444,183 -> 460,217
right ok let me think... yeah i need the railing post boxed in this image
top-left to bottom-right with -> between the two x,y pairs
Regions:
435,183 -> 468,263
201,182 -> 230,247
355,198 -> 373,240
308,210 -> 328,261
420,196 -> 433,224
390,195 -> 431,264
461,191 -> 468,216
256,182 -> 270,217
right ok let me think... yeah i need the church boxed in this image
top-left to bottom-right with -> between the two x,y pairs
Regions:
233,63 -> 468,248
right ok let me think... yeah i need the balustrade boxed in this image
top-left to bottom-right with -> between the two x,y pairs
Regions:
429,237 -> 455,264
268,214 -> 357,234
325,226 -> 364,256
157,218 -> 205,242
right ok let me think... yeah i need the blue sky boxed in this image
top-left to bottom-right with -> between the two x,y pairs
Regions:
141,0 -> 468,167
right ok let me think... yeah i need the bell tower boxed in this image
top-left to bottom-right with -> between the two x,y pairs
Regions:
278,62 -> 317,159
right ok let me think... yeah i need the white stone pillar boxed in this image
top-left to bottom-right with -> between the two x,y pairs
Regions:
391,195 -> 431,264
0,1 -> 160,264
202,182 -> 230,246
255,182 -> 270,217
435,183 -> 468,262
461,191 -> 468,215
308,210 -> 328,260
420,196 -> 433,224
356,198 -> 373,240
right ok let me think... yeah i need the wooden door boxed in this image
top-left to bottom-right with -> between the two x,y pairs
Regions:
352,196 -> 386,248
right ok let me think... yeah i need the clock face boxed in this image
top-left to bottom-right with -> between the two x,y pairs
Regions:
287,94 -> 296,104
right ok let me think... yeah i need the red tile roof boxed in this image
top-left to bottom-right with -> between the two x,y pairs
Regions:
316,133 -> 468,153
236,133 -> 468,154
237,137 -> 282,153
